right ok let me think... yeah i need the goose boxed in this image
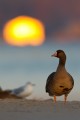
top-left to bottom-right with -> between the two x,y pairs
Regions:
45,50 -> 74,103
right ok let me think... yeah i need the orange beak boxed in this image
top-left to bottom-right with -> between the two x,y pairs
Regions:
51,51 -> 57,57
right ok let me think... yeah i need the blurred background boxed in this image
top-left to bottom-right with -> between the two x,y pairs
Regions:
0,0 -> 80,101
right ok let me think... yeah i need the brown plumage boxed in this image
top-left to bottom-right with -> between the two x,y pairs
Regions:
45,50 -> 74,103
0,90 -> 21,99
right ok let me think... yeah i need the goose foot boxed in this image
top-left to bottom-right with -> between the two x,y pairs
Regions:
54,95 -> 56,103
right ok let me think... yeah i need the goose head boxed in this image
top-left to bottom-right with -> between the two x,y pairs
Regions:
51,50 -> 66,65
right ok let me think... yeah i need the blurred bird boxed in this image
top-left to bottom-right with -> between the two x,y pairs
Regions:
10,82 -> 35,98
45,50 -> 74,103
0,86 -> 2,91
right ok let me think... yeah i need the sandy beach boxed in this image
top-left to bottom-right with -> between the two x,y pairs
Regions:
0,99 -> 80,120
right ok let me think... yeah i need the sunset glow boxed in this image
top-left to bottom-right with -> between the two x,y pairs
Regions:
3,16 -> 45,46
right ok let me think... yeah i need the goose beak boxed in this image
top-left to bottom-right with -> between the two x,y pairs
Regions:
51,52 -> 57,57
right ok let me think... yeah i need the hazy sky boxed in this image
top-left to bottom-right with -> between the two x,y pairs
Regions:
0,0 -> 80,40
0,0 -> 80,101
0,39 -> 80,101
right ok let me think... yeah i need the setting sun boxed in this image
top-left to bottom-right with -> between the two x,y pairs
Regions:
3,16 -> 45,46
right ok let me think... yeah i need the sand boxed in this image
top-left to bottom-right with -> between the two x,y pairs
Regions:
0,99 -> 80,120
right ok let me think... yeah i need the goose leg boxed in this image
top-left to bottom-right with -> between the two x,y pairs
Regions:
54,95 -> 56,103
64,94 -> 67,103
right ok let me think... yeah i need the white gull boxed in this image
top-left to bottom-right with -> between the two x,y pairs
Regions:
11,82 -> 35,98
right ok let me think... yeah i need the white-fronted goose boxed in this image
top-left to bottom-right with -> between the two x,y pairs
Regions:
45,50 -> 74,103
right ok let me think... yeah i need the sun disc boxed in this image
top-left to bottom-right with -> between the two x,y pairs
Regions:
3,16 -> 45,46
